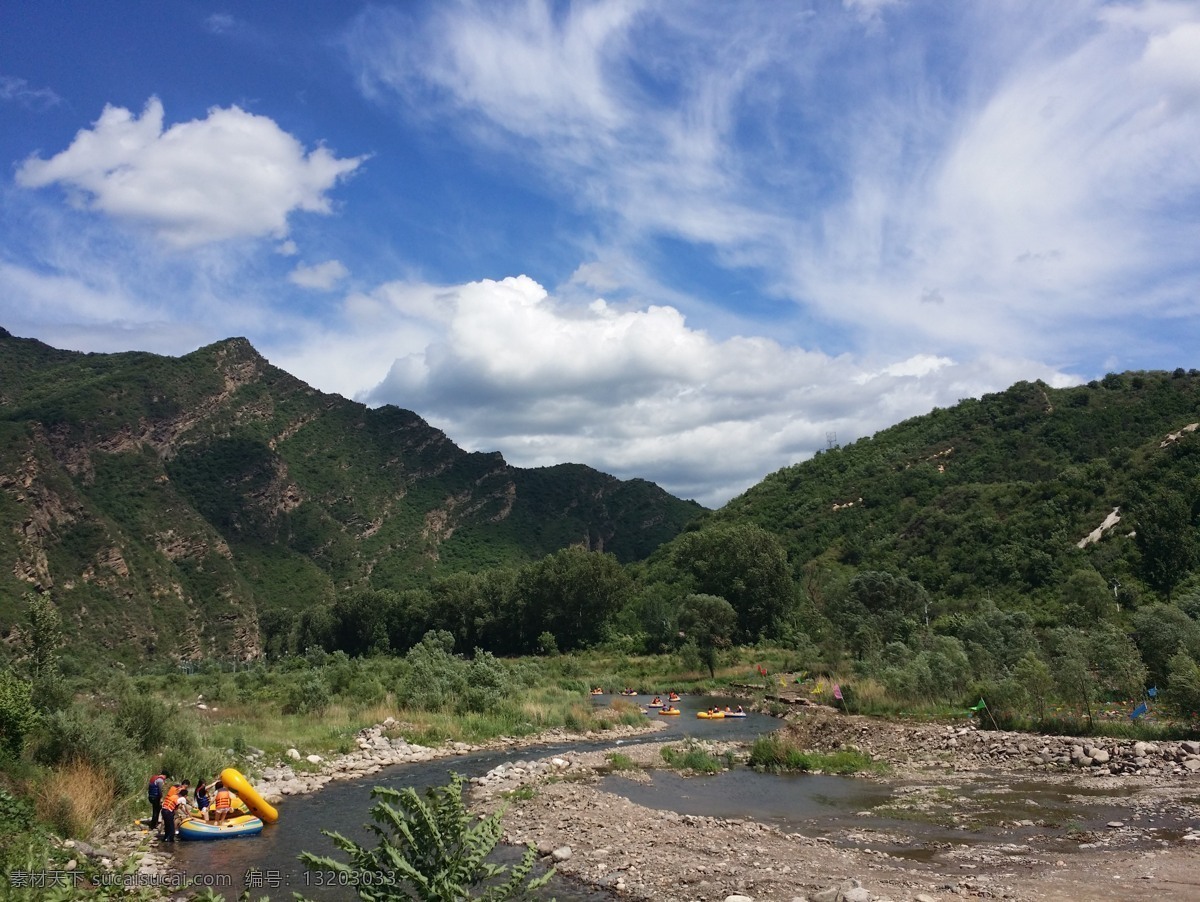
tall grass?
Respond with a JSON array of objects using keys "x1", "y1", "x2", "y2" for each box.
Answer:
[
  {"x1": 33, "y1": 759, "x2": 116, "y2": 838},
  {"x1": 748, "y1": 734, "x2": 882, "y2": 775}
]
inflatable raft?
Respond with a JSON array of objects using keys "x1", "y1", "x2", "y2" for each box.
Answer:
[
  {"x1": 696, "y1": 711, "x2": 725, "y2": 719},
  {"x1": 179, "y1": 814, "x2": 263, "y2": 841},
  {"x1": 725, "y1": 711, "x2": 748, "y2": 718},
  {"x1": 658, "y1": 707, "x2": 681, "y2": 716},
  {"x1": 220, "y1": 768, "x2": 279, "y2": 824}
]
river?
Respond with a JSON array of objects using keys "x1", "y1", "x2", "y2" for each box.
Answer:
[{"x1": 168, "y1": 693, "x2": 793, "y2": 899}]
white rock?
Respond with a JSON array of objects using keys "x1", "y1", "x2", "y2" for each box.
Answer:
[
  {"x1": 306, "y1": 754, "x2": 323, "y2": 765},
  {"x1": 286, "y1": 748, "x2": 301, "y2": 760}
]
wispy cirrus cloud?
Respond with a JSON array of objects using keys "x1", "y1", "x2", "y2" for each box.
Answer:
[
  {"x1": 344, "y1": 1, "x2": 1200, "y2": 370},
  {"x1": 0, "y1": 75, "x2": 62, "y2": 111}
]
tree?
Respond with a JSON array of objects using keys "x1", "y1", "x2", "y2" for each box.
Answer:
[
  {"x1": 677, "y1": 594, "x2": 738, "y2": 678},
  {"x1": 1061, "y1": 569, "x2": 1116, "y2": 621},
  {"x1": 1052, "y1": 628, "x2": 1098, "y2": 727},
  {"x1": 515, "y1": 548, "x2": 632, "y2": 652},
  {"x1": 1167, "y1": 651, "x2": 1200, "y2": 718},
  {"x1": 1134, "y1": 489, "x2": 1199, "y2": 600},
  {"x1": 298, "y1": 774, "x2": 551, "y2": 901},
  {"x1": 21, "y1": 592, "x2": 68, "y2": 712},
  {"x1": 1013, "y1": 650, "x2": 1054, "y2": 722},
  {"x1": 0, "y1": 668, "x2": 38, "y2": 759},
  {"x1": 672, "y1": 524, "x2": 795, "y2": 641},
  {"x1": 1132, "y1": 604, "x2": 1200, "y2": 686}
]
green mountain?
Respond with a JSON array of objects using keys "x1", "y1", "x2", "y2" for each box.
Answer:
[
  {"x1": 702, "y1": 370, "x2": 1200, "y2": 622},
  {"x1": 0, "y1": 328, "x2": 703, "y2": 659}
]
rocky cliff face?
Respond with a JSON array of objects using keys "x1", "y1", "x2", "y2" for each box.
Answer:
[{"x1": 0, "y1": 330, "x2": 703, "y2": 660}]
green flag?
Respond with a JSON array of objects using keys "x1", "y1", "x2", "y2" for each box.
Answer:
[{"x1": 968, "y1": 698, "x2": 987, "y2": 712}]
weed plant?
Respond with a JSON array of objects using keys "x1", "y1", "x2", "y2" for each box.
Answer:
[
  {"x1": 748, "y1": 734, "x2": 882, "y2": 775},
  {"x1": 660, "y1": 740, "x2": 725, "y2": 774}
]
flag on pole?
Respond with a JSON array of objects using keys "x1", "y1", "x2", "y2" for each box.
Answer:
[
  {"x1": 1147, "y1": 687, "x2": 1158, "y2": 698},
  {"x1": 1130, "y1": 702, "x2": 1149, "y2": 720},
  {"x1": 968, "y1": 698, "x2": 987, "y2": 713},
  {"x1": 833, "y1": 683, "x2": 843, "y2": 701}
]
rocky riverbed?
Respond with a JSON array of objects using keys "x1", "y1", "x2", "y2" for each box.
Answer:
[
  {"x1": 91, "y1": 704, "x2": 1200, "y2": 901},
  {"x1": 468, "y1": 710, "x2": 1200, "y2": 902}
]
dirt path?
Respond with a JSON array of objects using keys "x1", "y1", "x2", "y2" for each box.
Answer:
[{"x1": 472, "y1": 709, "x2": 1200, "y2": 902}]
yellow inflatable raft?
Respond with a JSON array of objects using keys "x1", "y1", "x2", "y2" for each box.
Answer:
[
  {"x1": 696, "y1": 711, "x2": 725, "y2": 719},
  {"x1": 219, "y1": 768, "x2": 278, "y2": 824}
]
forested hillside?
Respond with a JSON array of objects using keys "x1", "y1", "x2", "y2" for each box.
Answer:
[{"x1": 0, "y1": 328, "x2": 702, "y2": 660}]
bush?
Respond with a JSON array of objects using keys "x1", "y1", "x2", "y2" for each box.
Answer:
[
  {"x1": 0, "y1": 668, "x2": 38, "y2": 759},
  {"x1": 283, "y1": 672, "x2": 331, "y2": 715},
  {"x1": 748, "y1": 735, "x2": 878, "y2": 774},
  {"x1": 660, "y1": 740, "x2": 724, "y2": 774},
  {"x1": 32, "y1": 705, "x2": 136, "y2": 778},
  {"x1": 115, "y1": 690, "x2": 173, "y2": 753},
  {"x1": 298, "y1": 774, "x2": 552, "y2": 901}
]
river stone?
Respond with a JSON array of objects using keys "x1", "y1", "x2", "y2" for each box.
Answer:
[
  {"x1": 724, "y1": 896, "x2": 755, "y2": 902},
  {"x1": 286, "y1": 748, "x2": 301, "y2": 760},
  {"x1": 1092, "y1": 750, "x2": 1111, "y2": 764},
  {"x1": 306, "y1": 754, "x2": 323, "y2": 764},
  {"x1": 552, "y1": 846, "x2": 573, "y2": 862}
]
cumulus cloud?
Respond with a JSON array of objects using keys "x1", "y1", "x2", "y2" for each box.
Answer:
[
  {"x1": 331, "y1": 275, "x2": 1074, "y2": 507},
  {"x1": 288, "y1": 259, "x2": 349, "y2": 290},
  {"x1": 15, "y1": 97, "x2": 365, "y2": 247}
]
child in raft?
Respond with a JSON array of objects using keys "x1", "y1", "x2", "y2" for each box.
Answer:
[
  {"x1": 194, "y1": 780, "x2": 210, "y2": 822},
  {"x1": 211, "y1": 781, "x2": 233, "y2": 825}
]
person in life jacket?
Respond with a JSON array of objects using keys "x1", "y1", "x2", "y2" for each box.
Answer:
[
  {"x1": 211, "y1": 780, "x2": 233, "y2": 825},
  {"x1": 159, "y1": 780, "x2": 190, "y2": 843},
  {"x1": 147, "y1": 772, "x2": 170, "y2": 830}
]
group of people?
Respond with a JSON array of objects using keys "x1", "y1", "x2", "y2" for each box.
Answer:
[{"x1": 147, "y1": 773, "x2": 237, "y2": 842}]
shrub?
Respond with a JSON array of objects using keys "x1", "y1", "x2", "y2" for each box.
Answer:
[
  {"x1": 32, "y1": 705, "x2": 136, "y2": 776},
  {"x1": 660, "y1": 740, "x2": 724, "y2": 774},
  {"x1": 115, "y1": 690, "x2": 173, "y2": 753},
  {"x1": 297, "y1": 774, "x2": 552, "y2": 901},
  {"x1": 748, "y1": 735, "x2": 878, "y2": 774},
  {"x1": 0, "y1": 668, "x2": 38, "y2": 759},
  {"x1": 283, "y1": 672, "x2": 331, "y2": 715}
]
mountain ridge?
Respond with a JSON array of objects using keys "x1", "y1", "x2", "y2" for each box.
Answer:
[{"x1": 0, "y1": 329, "x2": 704, "y2": 659}]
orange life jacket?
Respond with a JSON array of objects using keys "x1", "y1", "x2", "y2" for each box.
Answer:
[
  {"x1": 161, "y1": 785, "x2": 181, "y2": 812},
  {"x1": 214, "y1": 789, "x2": 232, "y2": 811}
]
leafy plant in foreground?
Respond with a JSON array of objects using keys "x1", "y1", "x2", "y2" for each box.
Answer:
[{"x1": 297, "y1": 773, "x2": 553, "y2": 901}]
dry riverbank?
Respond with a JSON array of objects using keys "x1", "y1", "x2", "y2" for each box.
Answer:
[{"x1": 470, "y1": 709, "x2": 1200, "y2": 902}]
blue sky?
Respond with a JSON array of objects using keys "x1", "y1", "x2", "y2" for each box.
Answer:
[{"x1": 2, "y1": 1, "x2": 1198, "y2": 507}]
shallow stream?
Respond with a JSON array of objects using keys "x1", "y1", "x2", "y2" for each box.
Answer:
[{"x1": 166, "y1": 694, "x2": 1193, "y2": 898}]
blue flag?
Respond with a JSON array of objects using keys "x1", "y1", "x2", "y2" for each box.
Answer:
[
  {"x1": 1130, "y1": 702, "x2": 1148, "y2": 720},
  {"x1": 1147, "y1": 687, "x2": 1158, "y2": 698}
]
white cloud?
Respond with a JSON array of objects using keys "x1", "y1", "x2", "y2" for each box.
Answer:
[
  {"x1": 345, "y1": 2, "x2": 1200, "y2": 373},
  {"x1": 205, "y1": 13, "x2": 235, "y2": 35},
  {"x1": 0, "y1": 75, "x2": 62, "y2": 110},
  {"x1": 15, "y1": 97, "x2": 365, "y2": 247},
  {"x1": 275, "y1": 240, "x2": 298, "y2": 256},
  {"x1": 340, "y1": 275, "x2": 1075, "y2": 507},
  {"x1": 288, "y1": 259, "x2": 349, "y2": 290}
]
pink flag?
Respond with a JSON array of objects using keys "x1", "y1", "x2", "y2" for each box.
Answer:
[{"x1": 832, "y1": 683, "x2": 843, "y2": 701}]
